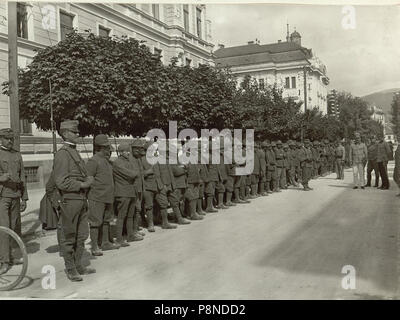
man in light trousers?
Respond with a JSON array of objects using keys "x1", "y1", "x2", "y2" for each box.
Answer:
[{"x1": 349, "y1": 132, "x2": 368, "y2": 189}]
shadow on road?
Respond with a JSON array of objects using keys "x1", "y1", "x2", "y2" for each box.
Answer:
[{"x1": 256, "y1": 176, "x2": 399, "y2": 295}]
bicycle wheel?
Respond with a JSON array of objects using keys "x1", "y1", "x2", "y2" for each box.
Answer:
[{"x1": 0, "y1": 226, "x2": 28, "y2": 291}]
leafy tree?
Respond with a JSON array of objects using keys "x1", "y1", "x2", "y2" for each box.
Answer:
[{"x1": 391, "y1": 92, "x2": 400, "y2": 138}]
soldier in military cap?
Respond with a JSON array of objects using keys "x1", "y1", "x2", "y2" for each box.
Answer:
[
  {"x1": 288, "y1": 141, "x2": 299, "y2": 187},
  {"x1": 129, "y1": 139, "x2": 147, "y2": 239},
  {"x1": 141, "y1": 140, "x2": 163, "y2": 232},
  {"x1": 257, "y1": 141, "x2": 268, "y2": 196},
  {"x1": 274, "y1": 140, "x2": 285, "y2": 190},
  {"x1": 53, "y1": 120, "x2": 95, "y2": 281},
  {"x1": 231, "y1": 139, "x2": 247, "y2": 204},
  {"x1": 86, "y1": 134, "x2": 119, "y2": 255},
  {"x1": 250, "y1": 142, "x2": 262, "y2": 196},
  {"x1": 112, "y1": 143, "x2": 139, "y2": 247},
  {"x1": 267, "y1": 141, "x2": 279, "y2": 192},
  {"x1": 312, "y1": 141, "x2": 320, "y2": 178},
  {"x1": 197, "y1": 140, "x2": 209, "y2": 213},
  {"x1": 282, "y1": 143, "x2": 289, "y2": 189},
  {"x1": 0, "y1": 128, "x2": 28, "y2": 275},
  {"x1": 299, "y1": 139, "x2": 314, "y2": 191}
]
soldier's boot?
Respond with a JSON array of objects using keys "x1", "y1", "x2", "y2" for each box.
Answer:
[
  {"x1": 174, "y1": 206, "x2": 191, "y2": 224},
  {"x1": 239, "y1": 186, "x2": 251, "y2": 203},
  {"x1": 206, "y1": 196, "x2": 218, "y2": 212},
  {"x1": 101, "y1": 223, "x2": 120, "y2": 250},
  {"x1": 76, "y1": 266, "x2": 96, "y2": 275},
  {"x1": 250, "y1": 184, "x2": 258, "y2": 197},
  {"x1": 265, "y1": 182, "x2": 273, "y2": 194},
  {"x1": 115, "y1": 217, "x2": 130, "y2": 247},
  {"x1": 90, "y1": 227, "x2": 103, "y2": 256},
  {"x1": 146, "y1": 210, "x2": 155, "y2": 232},
  {"x1": 127, "y1": 215, "x2": 144, "y2": 242},
  {"x1": 65, "y1": 268, "x2": 83, "y2": 282},
  {"x1": 259, "y1": 182, "x2": 267, "y2": 196},
  {"x1": 136, "y1": 215, "x2": 146, "y2": 237},
  {"x1": 215, "y1": 193, "x2": 228, "y2": 209},
  {"x1": 233, "y1": 188, "x2": 246, "y2": 203},
  {"x1": 161, "y1": 209, "x2": 177, "y2": 229},
  {"x1": 189, "y1": 200, "x2": 204, "y2": 220},
  {"x1": 197, "y1": 198, "x2": 206, "y2": 215},
  {"x1": 225, "y1": 192, "x2": 236, "y2": 206}
]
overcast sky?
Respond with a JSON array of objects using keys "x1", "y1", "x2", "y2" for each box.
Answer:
[{"x1": 207, "y1": 4, "x2": 400, "y2": 97}]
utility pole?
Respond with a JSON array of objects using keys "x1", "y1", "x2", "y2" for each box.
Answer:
[{"x1": 8, "y1": 1, "x2": 20, "y2": 149}]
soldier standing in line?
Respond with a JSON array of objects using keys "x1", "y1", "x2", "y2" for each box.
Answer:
[
  {"x1": 197, "y1": 141, "x2": 210, "y2": 213},
  {"x1": 129, "y1": 140, "x2": 147, "y2": 240},
  {"x1": 215, "y1": 140, "x2": 229, "y2": 209},
  {"x1": 231, "y1": 139, "x2": 247, "y2": 204},
  {"x1": 299, "y1": 139, "x2": 314, "y2": 191},
  {"x1": 288, "y1": 141, "x2": 299, "y2": 187},
  {"x1": 295, "y1": 142, "x2": 303, "y2": 184},
  {"x1": 250, "y1": 142, "x2": 261, "y2": 197},
  {"x1": 112, "y1": 143, "x2": 138, "y2": 247},
  {"x1": 311, "y1": 141, "x2": 319, "y2": 178},
  {"x1": 0, "y1": 128, "x2": 28, "y2": 275},
  {"x1": 267, "y1": 141, "x2": 279, "y2": 192},
  {"x1": 86, "y1": 134, "x2": 120, "y2": 255},
  {"x1": 258, "y1": 141, "x2": 268, "y2": 196},
  {"x1": 52, "y1": 120, "x2": 95, "y2": 281},
  {"x1": 141, "y1": 140, "x2": 163, "y2": 231},
  {"x1": 171, "y1": 151, "x2": 193, "y2": 223},
  {"x1": 184, "y1": 144, "x2": 205, "y2": 220},
  {"x1": 224, "y1": 139, "x2": 238, "y2": 206},
  {"x1": 155, "y1": 141, "x2": 185, "y2": 226},
  {"x1": 274, "y1": 140, "x2": 285, "y2": 190},
  {"x1": 282, "y1": 143, "x2": 290, "y2": 188}
]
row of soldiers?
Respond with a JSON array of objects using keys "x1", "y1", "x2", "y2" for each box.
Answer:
[
  {"x1": 0, "y1": 121, "x2": 341, "y2": 280},
  {"x1": 44, "y1": 121, "x2": 345, "y2": 282}
]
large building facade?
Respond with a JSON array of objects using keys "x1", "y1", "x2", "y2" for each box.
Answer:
[
  {"x1": 0, "y1": 2, "x2": 214, "y2": 188},
  {"x1": 0, "y1": 2, "x2": 214, "y2": 135},
  {"x1": 214, "y1": 29, "x2": 329, "y2": 114}
]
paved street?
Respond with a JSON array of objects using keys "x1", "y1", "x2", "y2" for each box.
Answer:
[{"x1": 1, "y1": 163, "x2": 399, "y2": 299}]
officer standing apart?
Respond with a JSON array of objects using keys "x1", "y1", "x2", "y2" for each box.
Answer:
[
  {"x1": 0, "y1": 128, "x2": 28, "y2": 275},
  {"x1": 53, "y1": 120, "x2": 95, "y2": 281},
  {"x1": 349, "y1": 132, "x2": 368, "y2": 190}
]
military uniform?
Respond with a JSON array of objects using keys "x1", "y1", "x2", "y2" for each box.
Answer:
[
  {"x1": 274, "y1": 141, "x2": 285, "y2": 190},
  {"x1": 113, "y1": 143, "x2": 138, "y2": 246},
  {"x1": 0, "y1": 128, "x2": 28, "y2": 273},
  {"x1": 299, "y1": 139, "x2": 314, "y2": 191},
  {"x1": 265, "y1": 142, "x2": 278, "y2": 192},
  {"x1": 86, "y1": 135, "x2": 118, "y2": 253},
  {"x1": 53, "y1": 120, "x2": 94, "y2": 281}
]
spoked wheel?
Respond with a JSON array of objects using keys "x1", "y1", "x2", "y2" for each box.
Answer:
[{"x1": 0, "y1": 226, "x2": 28, "y2": 291}]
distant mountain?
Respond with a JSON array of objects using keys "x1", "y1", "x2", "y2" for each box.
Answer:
[{"x1": 361, "y1": 88, "x2": 400, "y2": 117}]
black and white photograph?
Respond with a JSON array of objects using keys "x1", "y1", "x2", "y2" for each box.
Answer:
[{"x1": 0, "y1": 0, "x2": 400, "y2": 304}]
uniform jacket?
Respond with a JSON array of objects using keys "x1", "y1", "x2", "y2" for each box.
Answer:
[
  {"x1": 112, "y1": 155, "x2": 138, "y2": 197},
  {"x1": 198, "y1": 164, "x2": 210, "y2": 183},
  {"x1": 141, "y1": 156, "x2": 163, "y2": 192},
  {"x1": 376, "y1": 141, "x2": 392, "y2": 163},
  {"x1": 157, "y1": 163, "x2": 176, "y2": 189},
  {"x1": 207, "y1": 164, "x2": 220, "y2": 182},
  {"x1": 187, "y1": 164, "x2": 201, "y2": 184},
  {"x1": 86, "y1": 153, "x2": 114, "y2": 204},
  {"x1": 299, "y1": 147, "x2": 313, "y2": 168},
  {"x1": 274, "y1": 148, "x2": 284, "y2": 168},
  {"x1": 53, "y1": 144, "x2": 87, "y2": 200},
  {"x1": 171, "y1": 164, "x2": 187, "y2": 188},
  {"x1": 258, "y1": 149, "x2": 267, "y2": 175},
  {"x1": 265, "y1": 149, "x2": 276, "y2": 171},
  {"x1": 129, "y1": 155, "x2": 145, "y2": 193},
  {"x1": 0, "y1": 147, "x2": 28, "y2": 200}
]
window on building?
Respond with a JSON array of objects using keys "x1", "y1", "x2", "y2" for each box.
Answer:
[
  {"x1": 196, "y1": 7, "x2": 202, "y2": 38},
  {"x1": 152, "y1": 4, "x2": 160, "y2": 20},
  {"x1": 291, "y1": 77, "x2": 296, "y2": 89},
  {"x1": 259, "y1": 78, "x2": 265, "y2": 90},
  {"x1": 183, "y1": 4, "x2": 189, "y2": 32},
  {"x1": 185, "y1": 58, "x2": 192, "y2": 67},
  {"x1": 60, "y1": 11, "x2": 74, "y2": 41},
  {"x1": 17, "y1": 3, "x2": 28, "y2": 39},
  {"x1": 98, "y1": 25, "x2": 110, "y2": 38},
  {"x1": 285, "y1": 77, "x2": 290, "y2": 89}
]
